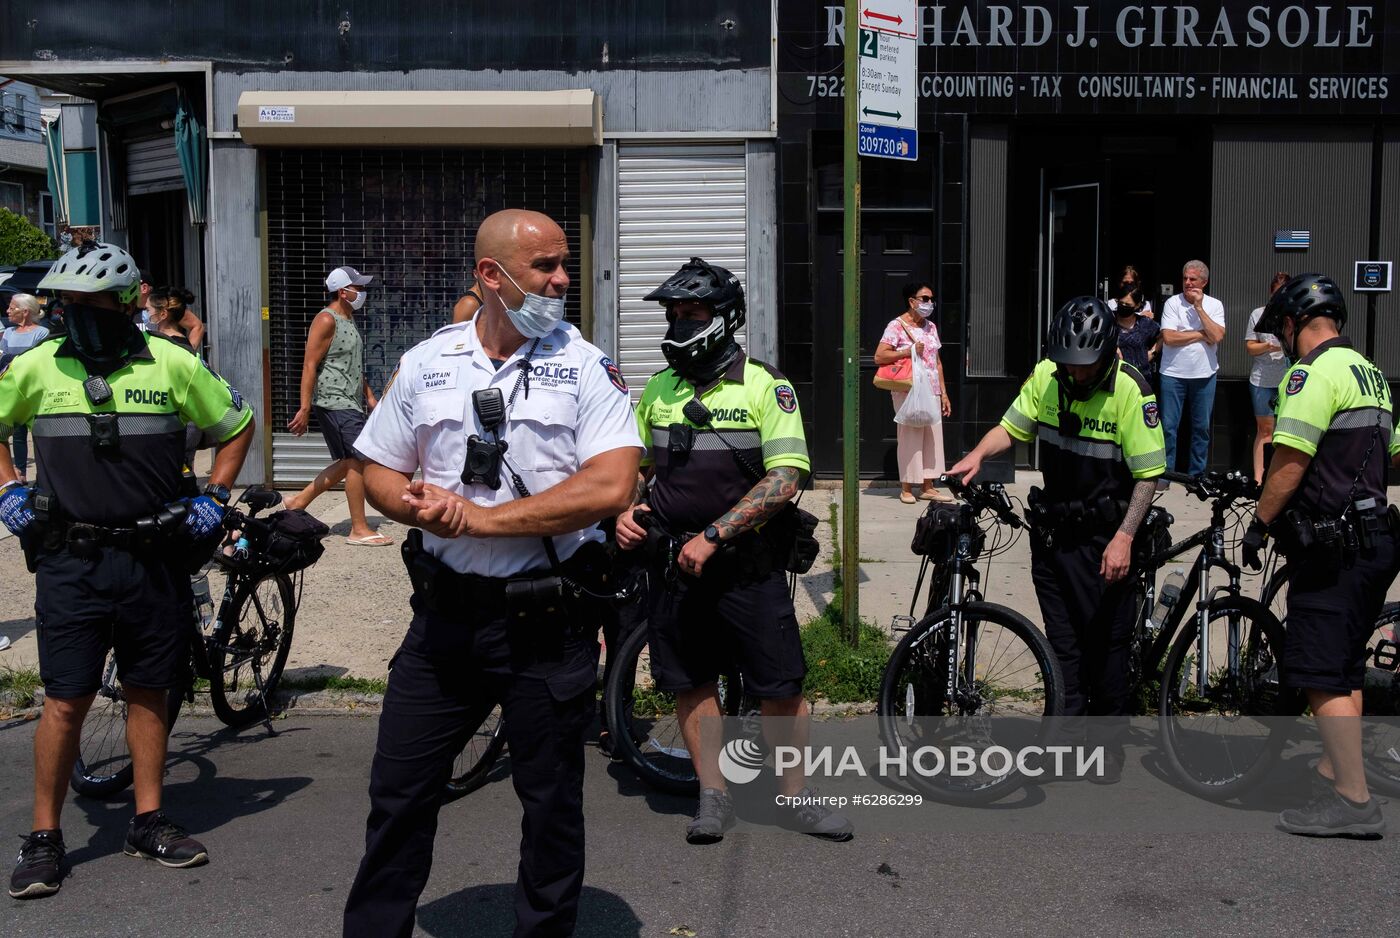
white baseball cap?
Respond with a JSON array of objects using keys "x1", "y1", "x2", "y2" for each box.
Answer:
[{"x1": 326, "y1": 266, "x2": 374, "y2": 293}]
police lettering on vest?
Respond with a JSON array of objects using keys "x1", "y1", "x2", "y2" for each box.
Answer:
[
  {"x1": 1273, "y1": 336, "x2": 1394, "y2": 520},
  {"x1": 0, "y1": 332, "x2": 251, "y2": 525},
  {"x1": 635, "y1": 353, "x2": 809, "y2": 533},
  {"x1": 1000, "y1": 359, "x2": 1166, "y2": 508}
]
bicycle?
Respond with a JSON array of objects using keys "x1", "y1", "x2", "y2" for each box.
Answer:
[
  {"x1": 601, "y1": 514, "x2": 750, "y2": 796},
  {"x1": 878, "y1": 476, "x2": 1066, "y2": 805},
  {"x1": 71, "y1": 486, "x2": 318, "y2": 798},
  {"x1": 1130, "y1": 470, "x2": 1297, "y2": 801}
]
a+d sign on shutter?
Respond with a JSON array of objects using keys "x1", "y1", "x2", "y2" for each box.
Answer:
[{"x1": 856, "y1": 0, "x2": 918, "y2": 162}]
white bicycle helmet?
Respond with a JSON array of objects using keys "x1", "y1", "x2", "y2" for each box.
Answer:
[{"x1": 38, "y1": 241, "x2": 142, "y2": 305}]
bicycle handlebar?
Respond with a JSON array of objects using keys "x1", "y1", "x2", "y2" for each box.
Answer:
[
  {"x1": 1160, "y1": 469, "x2": 1260, "y2": 504},
  {"x1": 938, "y1": 475, "x2": 1023, "y2": 529}
]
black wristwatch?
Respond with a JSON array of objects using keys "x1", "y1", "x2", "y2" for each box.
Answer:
[
  {"x1": 203, "y1": 483, "x2": 231, "y2": 506},
  {"x1": 703, "y1": 524, "x2": 722, "y2": 545}
]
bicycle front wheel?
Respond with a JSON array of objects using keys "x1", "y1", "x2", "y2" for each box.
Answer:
[
  {"x1": 603, "y1": 622, "x2": 742, "y2": 796},
  {"x1": 444, "y1": 704, "x2": 507, "y2": 799},
  {"x1": 209, "y1": 572, "x2": 296, "y2": 727},
  {"x1": 878, "y1": 601, "x2": 1065, "y2": 806},
  {"x1": 1159, "y1": 596, "x2": 1299, "y2": 800},
  {"x1": 71, "y1": 650, "x2": 185, "y2": 798}
]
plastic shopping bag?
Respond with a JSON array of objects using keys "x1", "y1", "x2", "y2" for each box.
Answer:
[{"x1": 895, "y1": 353, "x2": 938, "y2": 427}]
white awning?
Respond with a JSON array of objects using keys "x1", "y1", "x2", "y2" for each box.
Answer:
[{"x1": 235, "y1": 90, "x2": 601, "y2": 147}]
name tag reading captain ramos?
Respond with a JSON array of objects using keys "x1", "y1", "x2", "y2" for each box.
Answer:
[{"x1": 414, "y1": 367, "x2": 459, "y2": 395}]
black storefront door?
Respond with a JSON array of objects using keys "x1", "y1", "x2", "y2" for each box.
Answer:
[{"x1": 813, "y1": 212, "x2": 935, "y2": 477}]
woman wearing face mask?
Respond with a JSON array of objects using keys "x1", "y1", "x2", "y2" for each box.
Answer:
[
  {"x1": 1107, "y1": 265, "x2": 1154, "y2": 320},
  {"x1": 1244, "y1": 271, "x2": 1292, "y2": 484},
  {"x1": 144, "y1": 289, "x2": 196, "y2": 351},
  {"x1": 1, "y1": 293, "x2": 50, "y2": 484},
  {"x1": 873, "y1": 282, "x2": 954, "y2": 504},
  {"x1": 1110, "y1": 286, "x2": 1161, "y2": 385}
]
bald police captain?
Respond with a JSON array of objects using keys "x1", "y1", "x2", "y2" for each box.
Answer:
[{"x1": 342, "y1": 210, "x2": 643, "y2": 937}]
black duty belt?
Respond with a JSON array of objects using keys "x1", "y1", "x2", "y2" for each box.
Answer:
[
  {"x1": 401, "y1": 528, "x2": 615, "y2": 622},
  {"x1": 1275, "y1": 501, "x2": 1399, "y2": 558},
  {"x1": 1027, "y1": 486, "x2": 1126, "y2": 541}
]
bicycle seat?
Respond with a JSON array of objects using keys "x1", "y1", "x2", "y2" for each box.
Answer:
[{"x1": 240, "y1": 487, "x2": 283, "y2": 512}]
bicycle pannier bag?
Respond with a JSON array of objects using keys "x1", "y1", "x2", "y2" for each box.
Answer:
[{"x1": 260, "y1": 509, "x2": 330, "y2": 573}]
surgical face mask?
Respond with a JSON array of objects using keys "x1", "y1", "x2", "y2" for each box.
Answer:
[
  {"x1": 346, "y1": 288, "x2": 368, "y2": 312},
  {"x1": 496, "y1": 265, "x2": 566, "y2": 339},
  {"x1": 64, "y1": 301, "x2": 137, "y2": 364},
  {"x1": 916, "y1": 301, "x2": 934, "y2": 317}
]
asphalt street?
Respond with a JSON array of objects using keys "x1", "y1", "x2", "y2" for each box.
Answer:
[{"x1": 2, "y1": 712, "x2": 1398, "y2": 937}]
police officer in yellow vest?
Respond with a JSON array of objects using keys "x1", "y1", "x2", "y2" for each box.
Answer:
[
  {"x1": 616, "y1": 258, "x2": 851, "y2": 844},
  {"x1": 950, "y1": 297, "x2": 1166, "y2": 781},
  {"x1": 0, "y1": 242, "x2": 254, "y2": 898},
  {"x1": 1241, "y1": 273, "x2": 1397, "y2": 837}
]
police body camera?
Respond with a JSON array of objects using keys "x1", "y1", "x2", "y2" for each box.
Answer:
[{"x1": 462, "y1": 388, "x2": 508, "y2": 489}]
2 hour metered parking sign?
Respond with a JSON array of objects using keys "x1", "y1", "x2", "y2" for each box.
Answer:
[{"x1": 856, "y1": 0, "x2": 918, "y2": 162}]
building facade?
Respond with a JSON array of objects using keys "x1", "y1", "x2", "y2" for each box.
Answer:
[
  {"x1": 0, "y1": 2, "x2": 777, "y2": 484},
  {"x1": 779, "y1": 1, "x2": 1400, "y2": 476},
  {"x1": 0, "y1": 81, "x2": 50, "y2": 236}
]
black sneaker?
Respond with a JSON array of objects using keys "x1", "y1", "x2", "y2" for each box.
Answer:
[
  {"x1": 778, "y1": 787, "x2": 854, "y2": 842},
  {"x1": 123, "y1": 813, "x2": 209, "y2": 868},
  {"x1": 1279, "y1": 785, "x2": 1386, "y2": 838},
  {"x1": 10, "y1": 830, "x2": 64, "y2": 899},
  {"x1": 685, "y1": 788, "x2": 735, "y2": 845},
  {"x1": 1087, "y1": 751, "x2": 1125, "y2": 786}
]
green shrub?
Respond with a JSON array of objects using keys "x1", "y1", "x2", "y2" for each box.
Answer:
[
  {"x1": 801, "y1": 588, "x2": 892, "y2": 704},
  {"x1": 0, "y1": 207, "x2": 57, "y2": 267}
]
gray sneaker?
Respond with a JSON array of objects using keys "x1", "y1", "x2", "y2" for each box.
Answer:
[
  {"x1": 685, "y1": 788, "x2": 735, "y2": 845},
  {"x1": 779, "y1": 787, "x2": 854, "y2": 842},
  {"x1": 1279, "y1": 784, "x2": 1386, "y2": 838}
]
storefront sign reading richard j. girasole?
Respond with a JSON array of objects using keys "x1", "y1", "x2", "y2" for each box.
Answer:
[{"x1": 788, "y1": 3, "x2": 1400, "y2": 114}]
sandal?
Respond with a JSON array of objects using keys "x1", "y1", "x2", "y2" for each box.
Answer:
[{"x1": 347, "y1": 532, "x2": 393, "y2": 547}]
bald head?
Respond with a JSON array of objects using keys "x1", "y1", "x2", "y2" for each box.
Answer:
[
  {"x1": 475, "y1": 210, "x2": 564, "y2": 271},
  {"x1": 473, "y1": 209, "x2": 571, "y2": 314}
]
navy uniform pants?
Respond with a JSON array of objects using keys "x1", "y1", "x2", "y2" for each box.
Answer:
[
  {"x1": 343, "y1": 596, "x2": 599, "y2": 938},
  {"x1": 1031, "y1": 535, "x2": 1136, "y2": 747}
]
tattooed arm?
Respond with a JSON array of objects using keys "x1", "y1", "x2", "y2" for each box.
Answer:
[
  {"x1": 675, "y1": 465, "x2": 805, "y2": 575},
  {"x1": 1101, "y1": 478, "x2": 1157, "y2": 584},
  {"x1": 712, "y1": 466, "x2": 804, "y2": 540}
]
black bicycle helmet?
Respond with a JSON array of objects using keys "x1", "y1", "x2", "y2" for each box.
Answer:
[
  {"x1": 647, "y1": 257, "x2": 746, "y2": 374},
  {"x1": 1255, "y1": 272, "x2": 1347, "y2": 339},
  {"x1": 1045, "y1": 296, "x2": 1116, "y2": 367}
]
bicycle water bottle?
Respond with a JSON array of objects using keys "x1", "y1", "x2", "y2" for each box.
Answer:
[
  {"x1": 192, "y1": 574, "x2": 216, "y2": 632},
  {"x1": 233, "y1": 536, "x2": 250, "y2": 562},
  {"x1": 1147, "y1": 568, "x2": 1186, "y2": 635}
]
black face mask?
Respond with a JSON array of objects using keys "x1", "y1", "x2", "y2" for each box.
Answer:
[
  {"x1": 63, "y1": 302, "x2": 138, "y2": 365},
  {"x1": 662, "y1": 316, "x2": 740, "y2": 383}
]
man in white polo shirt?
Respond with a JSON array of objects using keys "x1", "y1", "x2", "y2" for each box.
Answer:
[{"x1": 1158, "y1": 259, "x2": 1226, "y2": 480}]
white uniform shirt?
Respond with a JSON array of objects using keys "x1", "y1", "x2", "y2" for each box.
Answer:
[
  {"x1": 354, "y1": 319, "x2": 642, "y2": 577},
  {"x1": 1158, "y1": 291, "x2": 1226, "y2": 379}
]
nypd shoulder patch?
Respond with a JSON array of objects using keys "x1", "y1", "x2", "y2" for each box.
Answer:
[
  {"x1": 775, "y1": 384, "x2": 798, "y2": 414},
  {"x1": 1142, "y1": 400, "x2": 1160, "y2": 429},
  {"x1": 1286, "y1": 369, "x2": 1308, "y2": 396},
  {"x1": 600, "y1": 357, "x2": 627, "y2": 394}
]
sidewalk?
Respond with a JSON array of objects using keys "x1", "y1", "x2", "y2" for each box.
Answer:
[{"x1": 4, "y1": 472, "x2": 1400, "y2": 684}]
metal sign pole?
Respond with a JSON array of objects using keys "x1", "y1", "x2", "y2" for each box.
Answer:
[{"x1": 842, "y1": 0, "x2": 862, "y2": 645}]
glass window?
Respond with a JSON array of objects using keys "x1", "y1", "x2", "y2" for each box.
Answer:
[{"x1": 0, "y1": 182, "x2": 23, "y2": 215}]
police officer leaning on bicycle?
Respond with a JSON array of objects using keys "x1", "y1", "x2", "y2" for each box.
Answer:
[
  {"x1": 0, "y1": 242, "x2": 255, "y2": 899},
  {"x1": 949, "y1": 297, "x2": 1166, "y2": 781},
  {"x1": 342, "y1": 210, "x2": 643, "y2": 937},
  {"x1": 615, "y1": 258, "x2": 850, "y2": 843},
  {"x1": 1241, "y1": 273, "x2": 1398, "y2": 838}
]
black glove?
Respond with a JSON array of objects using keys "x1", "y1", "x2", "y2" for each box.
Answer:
[{"x1": 1241, "y1": 517, "x2": 1269, "y2": 572}]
